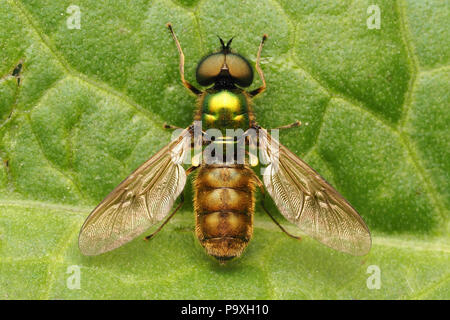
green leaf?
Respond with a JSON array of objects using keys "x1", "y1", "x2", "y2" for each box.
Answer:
[{"x1": 0, "y1": 0, "x2": 448, "y2": 299}]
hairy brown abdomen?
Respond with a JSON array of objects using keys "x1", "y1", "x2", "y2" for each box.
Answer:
[{"x1": 194, "y1": 164, "x2": 256, "y2": 262}]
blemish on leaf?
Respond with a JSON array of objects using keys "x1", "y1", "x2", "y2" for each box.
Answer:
[{"x1": 11, "y1": 59, "x2": 23, "y2": 86}]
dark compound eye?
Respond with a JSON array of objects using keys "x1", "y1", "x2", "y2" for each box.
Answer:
[
  {"x1": 196, "y1": 52, "x2": 254, "y2": 88},
  {"x1": 196, "y1": 53, "x2": 226, "y2": 86},
  {"x1": 226, "y1": 53, "x2": 253, "y2": 87}
]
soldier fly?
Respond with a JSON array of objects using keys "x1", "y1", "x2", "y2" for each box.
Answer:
[{"x1": 79, "y1": 24, "x2": 371, "y2": 262}]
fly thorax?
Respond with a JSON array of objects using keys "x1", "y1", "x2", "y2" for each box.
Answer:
[{"x1": 202, "y1": 91, "x2": 248, "y2": 130}]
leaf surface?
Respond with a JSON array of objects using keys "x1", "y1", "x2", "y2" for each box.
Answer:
[{"x1": 0, "y1": 0, "x2": 448, "y2": 299}]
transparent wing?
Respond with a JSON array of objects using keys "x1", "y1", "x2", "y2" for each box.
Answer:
[
  {"x1": 259, "y1": 128, "x2": 371, "y2": 256},
  {"x1": 78, "y1": 127, "x2": 192, "y2": 256}
]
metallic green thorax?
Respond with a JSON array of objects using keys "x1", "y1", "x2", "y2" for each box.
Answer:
[{"x1": 202, "y1": 90, "x2": 249, "y2": 134}]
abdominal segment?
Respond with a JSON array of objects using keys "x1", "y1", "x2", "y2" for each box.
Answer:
[{"x1": 194, "y1": 165, "x2": 255, "y2": 261}]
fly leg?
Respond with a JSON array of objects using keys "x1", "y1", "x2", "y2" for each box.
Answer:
[
  {"x1": 252, "y1": 173, "x2": 302, "y2": 241},
  {"x1": 272, "y1": 120, "x2": 301, "y2": 130},
  {"x1": 260, "y1": 200, "x2": 302, "y2": 241},
  {"x1": 163, "y1": 123, "x2": 183, "y2": 130},
  {"x1": 144, "y1": 193, "x2": 185, "y2": 241},
  {"x1": 167, "y1": 23, "x2": 202, "y2": 96},
  {"x1": 249, "y1": 34, "x2": 268, "y2": 98}
]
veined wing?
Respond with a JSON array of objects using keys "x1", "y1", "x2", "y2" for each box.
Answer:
[
  {"x1": 259, "y1": 128, "x2": 371, "y2": 256},
  {"x1": 78, "y1": 127, "x2": 192, "y2": 256}
]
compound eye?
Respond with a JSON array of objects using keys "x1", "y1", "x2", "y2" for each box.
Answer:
[
  {"x1": 226, "y1": 53, "x2": 253, "y2": 87},
  {"x1": 196, "y1": 53, "x2": 225, "y2": 86}
]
